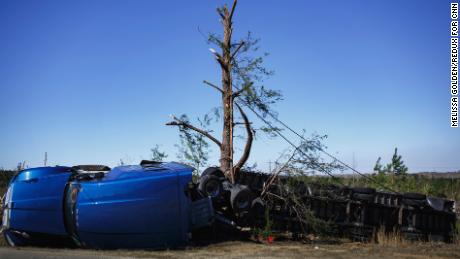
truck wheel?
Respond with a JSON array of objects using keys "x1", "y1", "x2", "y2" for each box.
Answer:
[
  {"x1": 198, "y1": 175, "x2": 223, "y2": 199},
  {"x1": 230, "y1": 185, "x2": 254, "y2": 213},
  {"x1": 251, "y1": 198, "x2": 265, "y2": 215},
  {"x1": 201, "y1": 167, "x2": 225, "y2": 178}
]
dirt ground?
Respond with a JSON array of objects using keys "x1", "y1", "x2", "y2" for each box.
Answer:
[{"x1": 0, "y1": 240, "x2": 460, "y2": 259}]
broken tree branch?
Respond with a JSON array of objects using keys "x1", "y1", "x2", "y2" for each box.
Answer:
[
  {"x1": 231, "y1": 41, "x2": 245, "y2": 60},
  {"x1": 213, "y1": 55, "x2": 227, "y2": 70},
  {"x1": 216, "y1": 6, "x2": 225, "y2": 20},
  {"x1": 166, "y1": 115, "x2": 222, "y2": 148},
  {"x1": 203, "y1": 80, "x2": 223, "y2": 94},
  {"x1": 261, "y1": 147, "x2": 299, "y2": 197},
  {"x1": 229, "y1": 0, "x2": 238, "y2": 21},
  {"x1": 233, "y1": 121, "x2": 252, "y2": 126},
  {"x1": 233, "y1": 103, "x2": 254, "y2": 174}
]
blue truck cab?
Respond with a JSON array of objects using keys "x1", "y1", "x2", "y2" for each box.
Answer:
[
  {"x1": 2, "y1": 166, "x2": 72, "y2": 244},
  {"x1": 2, "y1": 162, "x2": 201, "y2": 249}
]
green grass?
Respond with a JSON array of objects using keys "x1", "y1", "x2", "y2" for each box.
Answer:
[
  {"x1": 346, "y1": 174, "x2": 460, "y2": 200},
  {"x1": 290, "y1": 172, "x2": 460, "y2": 201}
]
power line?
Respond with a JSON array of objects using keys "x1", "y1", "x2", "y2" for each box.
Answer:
[
  {"x1": 235, "y1": 98, "x2": 345, "y2": 186},
  {"x1": 234, "y1": 90, "x2": 398, "y2": 193}
]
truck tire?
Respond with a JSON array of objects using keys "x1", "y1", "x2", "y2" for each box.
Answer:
[
  {"x1": 251, "y1": 198, "x2": 265, "y2": 215},
  {"x1": 250, "y1": 198, "x2": 265, "y2": 226},
  {"x1": 230, "y1": 185, "x2": 254, "y2": 213},
  {"x1": 201, "y1": 167, "x2": 225, "y2": 178},
  {"x1": 198, "y1": 175, "x2": 223, "y2": 199}
]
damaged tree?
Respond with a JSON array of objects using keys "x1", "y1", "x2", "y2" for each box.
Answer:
[{"x1": 167, "y1": 0, "x2": 281, "y2": 183}]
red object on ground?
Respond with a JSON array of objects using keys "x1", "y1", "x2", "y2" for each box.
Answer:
[{"x1": 267, "y1": 236, "x2": 274, "y2": 244}]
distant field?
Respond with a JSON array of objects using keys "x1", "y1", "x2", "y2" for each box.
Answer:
[
  {"x1": 338, "y1": 171, "x2": 460, "y2": 179},
  {"x1": 331, "y1": 173, "x2": 460, "y2": 202},
  {"x1": 413, "y1": 172, "x2": 460, "y2": 179}
]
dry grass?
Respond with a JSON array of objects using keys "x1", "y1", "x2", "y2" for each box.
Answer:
[
  {"x1": 453, "y1": 232, "x2": 460, "y2": 246},
  {"x1": 1, "y1": 240, "x2": 460, "y2": 259},
  {"x1": 373, "y1": 228, "x2": 406, "y2": 247}
]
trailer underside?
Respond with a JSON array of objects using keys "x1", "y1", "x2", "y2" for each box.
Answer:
[{"x1": 195, "y1": 168, "x2": 457, "y2": 243}]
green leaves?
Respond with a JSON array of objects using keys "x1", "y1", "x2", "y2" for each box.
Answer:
[
  {"x1": 207, "y1": 29, "x2": 282, "y2": 132},
  {"x1": 391, "y1": 148, "x2": 408, "y2": 175},
  {"x1": 276, "y1": 133, "x2": 344, "y2": 176},
  {"x1": 175, "y1": 114, "x2": 211, "y2": 175},
  {"x1": 373, "y1": 148, "x2": 408, "y2": 175},
  {"x1": 150, "y1": 145, "x2": 168, "y2": 162},
  {"x1": 374, "y1": 157, "x2": 384, "y2": 174}
]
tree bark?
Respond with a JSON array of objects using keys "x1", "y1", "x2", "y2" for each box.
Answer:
[
  {"x1": 233, "y1": 103, "x2": 254, "y2": 177},
  {"x1": 217, "y1": 0, "x2": 237, "y2": 182},
  {"x1": 168, "y1": 0, "x2": 244, "y2": 183}
]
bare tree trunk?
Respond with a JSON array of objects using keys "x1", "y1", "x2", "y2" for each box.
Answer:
[
  {"x1": 167, "y1": 0, "x2": 245, "y2": 183},
  {"x1": 218, "y1": 1, "x2": 237, "y2": 182}
]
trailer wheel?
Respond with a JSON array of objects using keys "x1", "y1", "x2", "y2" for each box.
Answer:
[
  {"x1": 251, "y1": 198, "x2": 265, "y2": 215},
  {"x1": 230, "y1": 185, "x2": 254, "y2": 213},
  {"x1": 198, "y1": 175, "x2": 223, "y2": 199},
  {"x1": 249, "y1": 198, "x2": 265, "y2": 226}
]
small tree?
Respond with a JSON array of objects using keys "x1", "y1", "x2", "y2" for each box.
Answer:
[
  {"x1": 174, "y1": 115, "x2": 211, "y2": 174},
  {"x1": 389, "y1": 147, "x2": 408, "y2": 175},
  {"x1": 373, "y1": 148, "x2": 408, "y2": 175},
  {"x1": 150, "y1": 145, "x2": 168, "y2": 162},
  {"x1": 373, "y1": 157, "x2": 384, "y2": 174}
]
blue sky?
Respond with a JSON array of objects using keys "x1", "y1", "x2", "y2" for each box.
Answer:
[{"x1": 0, "y1": 0, "x2": 458, "y2": 172}]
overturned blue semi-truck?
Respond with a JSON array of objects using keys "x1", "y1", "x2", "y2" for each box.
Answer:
[
  {"x1": 1, "y1": 160, "x2": 458, "y2": 248},
  {"x1": 1, "y1": 161, "x2": 215, "y2": 248}
]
